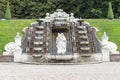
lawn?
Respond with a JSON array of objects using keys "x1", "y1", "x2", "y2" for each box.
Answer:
[
  {"x1": 0, "y1": 19, "x2": 35, "y2": 54},
  {"x1": 85, "y1": 19, "x2": 120, "y2": 51},
  {"x1": 0, "y1": 19, "x2": 120, "y2": 54}
]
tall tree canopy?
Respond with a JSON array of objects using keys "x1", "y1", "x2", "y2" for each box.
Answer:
[{"x1": 0, "y1": 0, "x2": 120, "y2": 19}]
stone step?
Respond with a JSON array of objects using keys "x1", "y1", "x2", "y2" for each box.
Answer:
[
  {"x1": 34, "y1": 47, "x2": 42, "y2": 51},
  {"x1": 36, "y1": 26, "x2": 44, "y2": 29},
  {"x1": 81, "y1": 47, "x2": 90, "y2": 50},
  {"x1": 32, "y1": 54, "x2": 42, "y2": 57},
  {"x1": 78, "y1": 31, "x2": 87, "y2": 34},
  {"x1": 79, "y1": 36, "x2": 88, "y2": 39},
  {"x1": 35, "y1": 36, "x2": 43, "y2": 39},
  {"x1": 35, "y1": 31, "x2": 44, "y2": 34},
  {"x1": 34, "y1": 42, "x2": 43, "y2": 45},
  {"x1": 80, "y1": 41, "x2": 89, "y2": 44},
  {"x1": 77, "y1": 26, "x2": 86, "y2": 29}
]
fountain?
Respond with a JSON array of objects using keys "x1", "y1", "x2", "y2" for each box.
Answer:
[{"x1": 21, "y1": 9, "x2": 102, "y2": 63}]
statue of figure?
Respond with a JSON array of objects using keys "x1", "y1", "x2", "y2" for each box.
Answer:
[
  {"x1": 101, "y1": 32, "x2": 119, "y2": 53},
  {"x1": 56, "y1": 33, "x2": 67, "y2": 54},
  {"x1": 102, "y1": 32, "x2": 108, "y2": 44}
]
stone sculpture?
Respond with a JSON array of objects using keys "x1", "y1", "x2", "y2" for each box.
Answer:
[
  {"x1": 56, "y1": 33, "x2": 67, "y2": 54},
  {"x1": 3, "y1": 32, "x2": 22, "y2": 61},
  {"x1": 21, "y1": 9, "x2": 103, "y2": 63},
  {"x1": 102, "y1": 32, "x2": 118, "y2": 53},
  {"x1": 3, "y1": 42, "x2": 16, "y2": 55},
  {"x1": 14, "y1": 32, "x2": 22, "y2": 46},
  {"x1": 102, "y1": 32, "x2": 108, "y2": 45}
]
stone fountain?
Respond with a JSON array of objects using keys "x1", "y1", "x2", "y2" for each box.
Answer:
[
  {"x1": 21, "y1": 9, "x2": 103, "y2": 63},
  {"x1": 2, "y1": 9, "x2": 119, "y2": 63}
]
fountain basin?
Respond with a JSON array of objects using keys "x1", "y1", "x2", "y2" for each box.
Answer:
[{"x1": 45, "y1": 53, "x2": 79, "y2": 60}]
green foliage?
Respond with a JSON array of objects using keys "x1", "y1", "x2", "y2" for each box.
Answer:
[
  {"x1": 0, "y1": 0, "x2": 120, "y2": 19},
  {"x1": 108, "y1": 2, "x2": 114, "y2": 19},
  {"x1": 5, "y1": 2, "x2": 11, "y2": 20},
  {"x1": 0, "y1": 11, "x2": 4, "y2": 19}
]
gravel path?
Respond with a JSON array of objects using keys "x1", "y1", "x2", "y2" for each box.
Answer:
[{"x1": 0, "y1": 62, "x2": 120, "y2": 80}]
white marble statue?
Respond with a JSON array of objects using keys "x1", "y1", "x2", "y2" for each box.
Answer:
[
  {"x1": 56, "y1": 33, "x2": 67, "y2": 54},
  {"x1": 3, "y1": 32, "x2": 22, "y2": 56},
  {"x1": 101, "y1": 32, "x2": 119, "y2": 61},
  {"x1": 102, "y1": 32, "x2": 108, "y2": 45},
  {"x1": 102, "y1": 32, "x2": 119, "y2": 53},
  {"x1": 14, "y1": 32, "x2": 22, "y2": 46},
  {"x1": 3, "y1": 42, "x2": 16, "y2": 55}
]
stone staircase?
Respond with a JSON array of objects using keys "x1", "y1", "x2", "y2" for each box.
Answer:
[
  {"x1": 33, "y1": 26, "x2": 44, "y2": 55},
  {"x1": 77, "y1": 26, "x2": 95, "y2": 54}
]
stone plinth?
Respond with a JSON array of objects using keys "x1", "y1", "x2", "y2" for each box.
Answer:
[
  {"x1": 13, "y1": 46, "x2": 22, "y2": 62},
  {"x1": 102, "y1": 48, "x2": 110, "y2": 61},
  {"x1": 110, "y1": 54, "x2": 120, "y2": 61},
  {"x1": 0, "y1": 55, "x2": 14, "y2": 62}
]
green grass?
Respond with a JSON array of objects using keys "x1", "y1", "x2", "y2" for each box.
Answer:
[
  {"x1": 85, "y1": 19, "x2": 120, "y2": 51},
  {"x1": 0, "y1": 19, "x2": 120, "y2": 54},
  {"x1": 0, "y1": 19, "x2": 35, "y2": 54}
]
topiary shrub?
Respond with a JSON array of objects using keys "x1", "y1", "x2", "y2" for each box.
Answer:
[
  {"x1": 107, "y1": 2, "x2": 114, "y2": 20},
  {"x1": 5, "y1": 2, "x2": 11, "y2": 20}
]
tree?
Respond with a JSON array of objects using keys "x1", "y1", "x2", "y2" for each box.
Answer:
[
  {"x1": 5, "y1": 2, "x2": 11, "y2": 20},
  {"x1": 107, "y1": 2, "x2": 114, "y2": 19},
  {"x1": 0, "y1": 0, "x2": 119, "y2": 19},
  {"x1": 0, "y1": 10, "x2": 4, "y2": 19}
]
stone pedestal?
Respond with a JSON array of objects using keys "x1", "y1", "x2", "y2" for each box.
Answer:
[
  {"x1": 14, "y1": 46, "x2": 22, "y2": 62},
  {"x1": 102, "y1": 48, "x2": 110, "y2": 61}
]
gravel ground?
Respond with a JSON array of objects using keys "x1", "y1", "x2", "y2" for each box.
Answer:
[{"x1": 0, "y1": 62, "x2": 120, "y2": 80}]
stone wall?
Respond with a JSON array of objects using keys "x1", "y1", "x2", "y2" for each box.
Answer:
[
  {"x1": 110, "y1": 54, "x2": 120, "y2": 61},
  {"x1": 0, "y1": 55, "x2": 14, "y2": 62}
]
